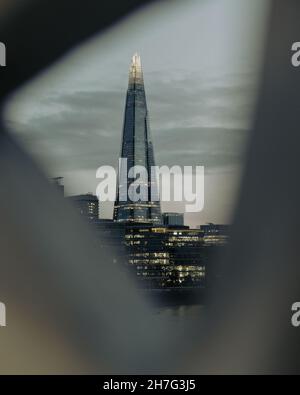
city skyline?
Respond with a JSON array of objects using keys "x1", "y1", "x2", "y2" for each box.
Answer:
[{"x1": 3, "y1": 0, "x2": 268, "y2": 227}]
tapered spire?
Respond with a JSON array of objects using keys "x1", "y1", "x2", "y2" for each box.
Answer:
[
  {"x1": 129, "y1": 52, "x2": 144, "y2": 88},
  {"x1": 114, "y1": 54, "x2": 162, "y2": 224},
  {"x1": 132, "y1": 52, "x2": 141, "y2": 68}
]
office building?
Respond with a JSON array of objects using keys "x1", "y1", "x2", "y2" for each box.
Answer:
[
  {"x1": 163, "y1": 212, "x2": 184, "y2": 227},
  {"x1": 114, "y1": 54, "x2": 162, "y2": 224},
  {"x1": 68, "y1": 193, "x2": 99, "y2": 221}
]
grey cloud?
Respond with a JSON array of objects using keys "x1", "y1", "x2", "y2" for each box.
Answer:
[
  {"x1": 154, "y1": 126, "x2": 247, "y2": 168},
  {"x1": 45, "y1": 90, "x2": 124, "y2": 112},
  {"x1": 8, "y1": 70, "x2": 254, "y2": 175}
]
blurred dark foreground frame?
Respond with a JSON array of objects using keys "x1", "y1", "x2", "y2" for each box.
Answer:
[{"x1": 1, "y1": 0, "x2": 300, "y2": 374}]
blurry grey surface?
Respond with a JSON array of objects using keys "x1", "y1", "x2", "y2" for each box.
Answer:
[{"x1": 186, "y1": 0, "x2": 300, "y2": 375}]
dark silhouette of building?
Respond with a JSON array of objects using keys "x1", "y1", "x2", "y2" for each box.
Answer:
[
  {"x1": 200, "y1": 223, "x2": 230, "y2": 235},
  {"x1": 51, "y1": 177, "x2": 64, "y2": 196},
  {"x1": 200, "y1": 223, "x2": 230, "y2": 246},
  {"x1": 67, "y1": 193, "x2": 99, "y2": 221},
  {"x1": 114, "y1": 54, "x2": 162, "y2": 224}
]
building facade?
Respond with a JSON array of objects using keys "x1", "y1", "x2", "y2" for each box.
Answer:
[
  {"x1": 200, "y1": 223, "x2": 230, "y2": 246},
  {"x1": 124, "y1": 225, "x2": 206, "y2": 289},
  {"x1": 163, "y1": 212, "x2": 184, "y2": 227},
  {"x1": 68, "y1": 194, "x2": 99, "y2": 221}
]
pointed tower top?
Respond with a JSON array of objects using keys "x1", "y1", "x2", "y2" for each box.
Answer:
[
  {"x1": 132, "y1": 53, "x2": 142, "y2": 68},
  {"x1": 129, "y1": 53, "x2": 143, "y2": 87}
]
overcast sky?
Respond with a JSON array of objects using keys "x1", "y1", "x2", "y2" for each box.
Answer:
[{"x1": 4, "y1": 0, "x2": 270, "y2": 227}]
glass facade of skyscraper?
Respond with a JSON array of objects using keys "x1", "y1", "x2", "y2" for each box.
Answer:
[{"x1": 114, "y1": 54, "x2": 162, "y2": 224}]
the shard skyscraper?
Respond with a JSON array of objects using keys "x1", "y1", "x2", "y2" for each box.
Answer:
[{"x1": 114, "y1": 54, "x2": 162, "y2": 224}]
